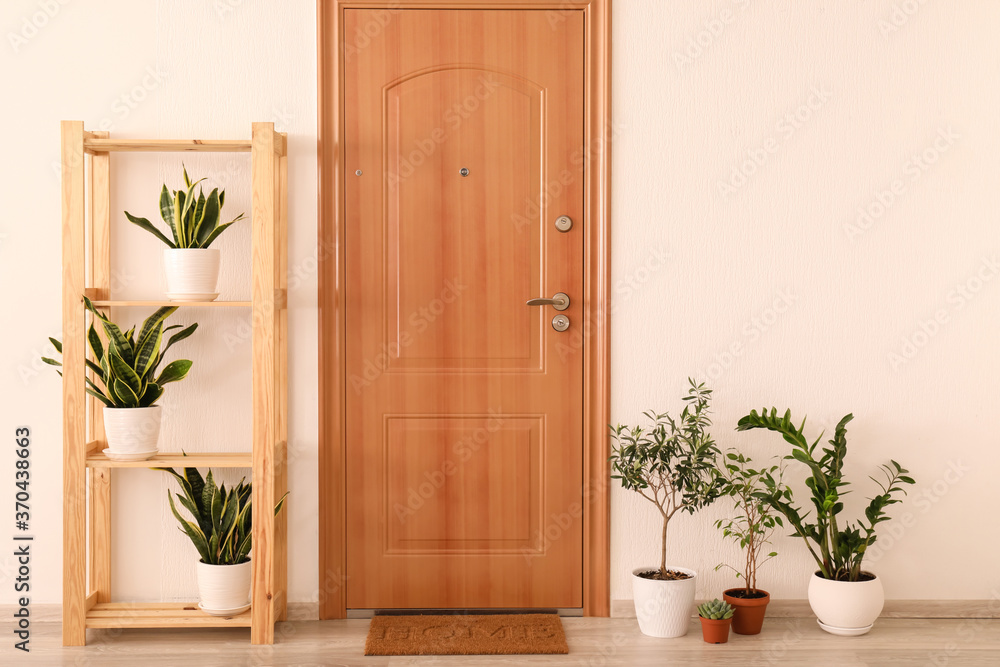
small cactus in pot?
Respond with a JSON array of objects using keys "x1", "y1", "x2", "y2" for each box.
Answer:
[{"x1": 698, "y1": 599, "x2": 734, "y2": 644}]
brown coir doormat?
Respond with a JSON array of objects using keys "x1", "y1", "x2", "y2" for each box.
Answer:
[{"x1": 364, "y1": 614, "x2": 569, "y2": 656}]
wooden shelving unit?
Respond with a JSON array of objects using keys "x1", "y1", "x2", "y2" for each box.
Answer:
[{"x1": 60, "y1": 122, "x2": 288, "y2": 646}]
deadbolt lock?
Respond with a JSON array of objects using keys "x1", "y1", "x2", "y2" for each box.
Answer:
[
  {"x1": 552, "y1": 315, "x2": 570, "y2": 332},
  {"x1": 555, "y1": 215, "x2": 573, "y2": 232}
]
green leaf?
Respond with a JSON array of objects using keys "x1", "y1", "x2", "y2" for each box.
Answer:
[
  {"x1": 108, "y1": 345, "x2": 142, "y2": 395},
  {"x1": 125, "y1": 211, "x2": 176, "y2": 248},
  {"x1": 167, "y1": 492, "x2": 212, "y2": 563},
  {"x1": 159, "y1": 185, "x2": 178, "y2": 245},
  {"x1": 157, "y1": 359, "x2": 193, "y2": 385},
  {"x1": 161, "y1": 323, "x2": 198, "y2": 357},
  {"x1": 87, "y1": 324, "x2": 104, "y2": 364}
]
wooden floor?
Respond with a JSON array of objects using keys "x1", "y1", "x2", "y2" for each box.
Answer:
[{"x1": 14, "y1": 617, "x2": 1000, "y2": 666}]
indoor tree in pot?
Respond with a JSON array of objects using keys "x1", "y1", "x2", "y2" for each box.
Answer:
[
  {"x1": 737, "y1": 409, "x2": 915, "y2": 636},
  {"x1": 125, "y1": 166, "x2": 246, "y2": 302},
  {"x1": 610, "y1": 379, "x2": 724, "y2": 638},
  {"x1": 42, "y1": 297, "x2": 197, "y2": 461},
  {"x1": 714, "y1": 450, "x2": 782, "y2": 635},
  {"x1": 158, "y1": 466, "x2": 288, "y2": 616}
]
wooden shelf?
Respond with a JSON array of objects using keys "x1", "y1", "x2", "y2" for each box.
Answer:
[
  {"x1": 62, "y1": 122, "x2": 288, "y2": 646},
  {"x1": 82, "y1": 135, "x2": 286, "y2": 156},
  {"x1": 89, "y1": 300, "x2": 252, "y2": 308},
  {"x1": 86, "y1": 452, "x2": 253, "y2": 469},
  {"x1": 84, "y1": 138, "x2": 252, "y2": 153},
  {"x1": 86, "y1": 602, "x2": 251, "y2": 629}
]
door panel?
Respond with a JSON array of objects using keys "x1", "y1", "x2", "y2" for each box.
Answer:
[{"x1": 345, "y1": 8, "x2": 585, "y2": 609}]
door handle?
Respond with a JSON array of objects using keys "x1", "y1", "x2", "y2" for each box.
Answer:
[{"x1": 526, "y1": 292, "x2": 570, "y2": 311}]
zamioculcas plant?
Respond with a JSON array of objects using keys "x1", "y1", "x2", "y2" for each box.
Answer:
[
  {"x1": 714, "y1": 451, "x2": 782, "y2": 596},
  {"x1": 736, "y1": 409, "x2": 915, "y2": 582},
  {"x1": 157, "y1": 466, "x2": 288, "y2": 565},
  {"x1": 609, "y1": 379, "x2": 724, "y2": 579},
  {"x1": 125, "y1": 166, "x2": 246, "y2": 249},
  {"x1": 41, "y1": 296, "x2": 197, "y2": 408}
]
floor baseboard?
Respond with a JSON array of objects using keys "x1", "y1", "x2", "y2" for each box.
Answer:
[{"x1": 611, "y1": 598, "x2": 1000, "y2": 619}]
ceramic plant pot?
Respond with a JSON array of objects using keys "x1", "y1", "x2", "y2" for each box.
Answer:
[
  {"x1": 808, "y1": 571, "x2": 884, "y2": 636},
  {"x1": 630, "y1": 566, "x2": 697, "y2": 638},
  {"x1": 699, "y1": 616, "x2": 733, "y2": 644},
  {"x1": 197, "y1": 560, "x2": 252, "y2": 615},
  {"x1": 163, "y1": 248, "x2": 221, "y2": 301},
  {"x1": 103, "y1": 406, "x2": 161, "y2": 459},
  {"x1": 724, "y1": 588, "x2": 771, "y2": 635}
]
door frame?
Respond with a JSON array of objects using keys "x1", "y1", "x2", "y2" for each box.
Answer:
[{"x1": 317, "y1": 0, "x2": 611, "y2": 619}]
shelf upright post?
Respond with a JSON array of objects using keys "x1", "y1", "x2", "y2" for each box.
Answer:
[
  {"x1": 61, "y1": 120, "x2": 88, "y2": 646},
  {"x1": 250, "y1": 122, "x2": 281, "y2": 645},
  {"x1": 87, "y1": 131, "x2": 113, "y2": 608}
]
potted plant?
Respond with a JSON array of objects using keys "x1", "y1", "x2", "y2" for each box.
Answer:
[
  {"x1": 609, "y1": 379, "x2": 724, "y2": 638},
  {"x1": 42, "y1": 297, "x2": 197, "y2": 461},
  {"x1": 697, "y1": 599, "x2": 734, "y2": 644},
  {"x1": 157, "y1": 466, "x2": 288, "y2": 615},
  {"x1": 736, "y1": 409, "x2": 915, "y2": 636},
  {"x1": 125, "y1": 166, "x2": 246, "y2": 301},
  {"x1": 714, "y1": 450, "x2": 782, "y2": 635}
]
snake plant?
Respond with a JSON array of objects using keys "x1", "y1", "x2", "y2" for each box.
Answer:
[
  {"x1": 125, "y1": 166, "x2": 246, "y2": 249},
  {"x1": 697, "y1": 599, "x2": 734, "y2": 620},
  {"x1": 157, "y1": 466, "x2": 287, "y2": 565},
  {"x1": 41, "y1": 296, "x2": 197, "y2": 408}
]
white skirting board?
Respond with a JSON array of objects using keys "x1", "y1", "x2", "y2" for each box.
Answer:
[
  {"x1": 611, "y1": 599, "x2": 1000, "y2": 619},
  {"x1": 8, "y1": 600, "x2": 998, "y2": 622}
]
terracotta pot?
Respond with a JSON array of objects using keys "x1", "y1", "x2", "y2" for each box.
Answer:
[
  {"x1": 699, "y1": 616, "x2": 732, "y2": 644},
  {"x1": 724, "y1": 588, "x2": 771, "y2": 635}
]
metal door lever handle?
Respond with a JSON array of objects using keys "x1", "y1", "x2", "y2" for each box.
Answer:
[{"x1": 526, "y1": 293, "x2": 570, "y2": 311}]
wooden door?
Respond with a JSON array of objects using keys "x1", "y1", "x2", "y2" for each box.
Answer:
[{"x1": 344, "y1": 8, "x2": 586, "y2": 609}]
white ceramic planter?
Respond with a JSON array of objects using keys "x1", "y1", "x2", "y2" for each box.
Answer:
[
  {"x1": 808, "y1": 571, "x2": 884, "y2": 635},
  {"x1": 163, "y1": 248, "x2": 221, "y2": 301},
  {"x1": 631, "y1": 566, "x2": 697, "y2": 638},
  {"x1": 103, "y1": 406, "x2": 161, "y2": 457},
  {"x1": 197, "y1": 560, "x2": 252, "y2": 614}
]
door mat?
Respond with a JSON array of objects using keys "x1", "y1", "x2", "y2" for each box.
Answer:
[{"x1": 364, "y1": 613, "x2": 569, "y2": 656}]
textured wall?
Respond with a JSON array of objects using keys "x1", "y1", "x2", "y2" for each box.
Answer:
[
  {"x1": 611, "y1": 0, "x2": 1000, "y2": 602},
  {"x1": 1, "y1": 0, "x2": 317, "y2": 605},
  {"x1": 1, "y1": 0, "x2": 997, "y2": 608}
]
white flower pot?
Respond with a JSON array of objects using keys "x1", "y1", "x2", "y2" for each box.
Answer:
[
  {"x1": 163, "y1": 248, "x2": 221, "y2": 301},
  {"x1": 103, "y1": 406, "x2": 161, "y2": 457},
  {"x1": 631, "y1": 566, "x2": 697, "y2": 638},
  {"x1": 808, "y1": 571, "x2": 884, "y2": 635},
  {"x1": 197, "y1": 560, "x2": 252, "y2": 614}
]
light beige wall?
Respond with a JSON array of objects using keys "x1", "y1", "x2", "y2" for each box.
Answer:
[
  {"x1": 611, "y1": 0, "x2": 1000, "y2": 601},
  {"x1": 0, "y1": 0, "x2": 318, "y2": 605},
  {"x1": 0, "y1": 0, "x2": 996, "y2": 608}
]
